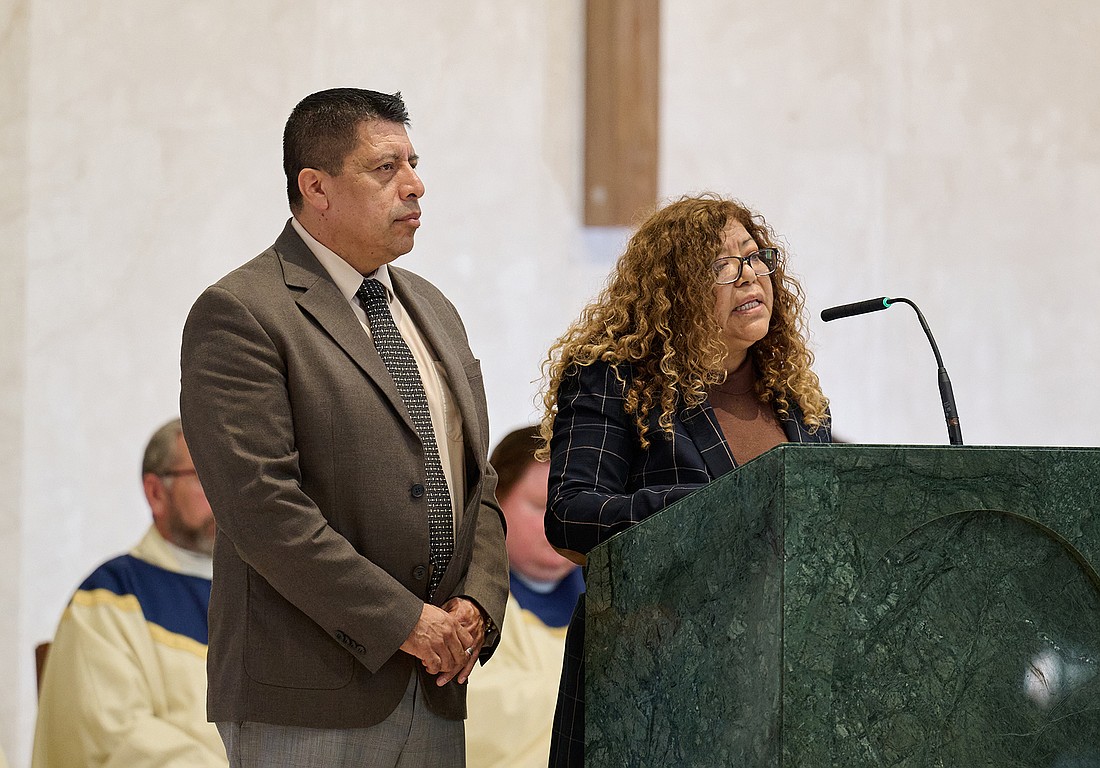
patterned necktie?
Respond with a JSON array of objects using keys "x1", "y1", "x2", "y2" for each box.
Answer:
[{"x1": 356, "y1": 278, "x2": 454, "y2": 597}]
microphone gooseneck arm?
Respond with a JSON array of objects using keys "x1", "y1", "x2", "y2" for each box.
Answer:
[
  {"x1": 820, "y1": 296, "x2": 964, "y2": 446},
  {"x1": 887, "y1": 298, "x2": 963, "y2": 446}
]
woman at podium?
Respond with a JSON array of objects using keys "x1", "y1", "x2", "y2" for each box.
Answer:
[{"x1": 537, "y1": 193, "x2": 832, "y2": 766}]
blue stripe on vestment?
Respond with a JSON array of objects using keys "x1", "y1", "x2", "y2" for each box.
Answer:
[
  {"x1": 509, "y1": 568, "x2": 585, "y2": 628},
  {"x1": 77, "y1": 554, "x2": 210, "y2": 645}
]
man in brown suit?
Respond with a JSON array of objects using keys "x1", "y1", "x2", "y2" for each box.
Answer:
[{"x1": 180, "y1": 88, "x2": 509, "y2": 767}]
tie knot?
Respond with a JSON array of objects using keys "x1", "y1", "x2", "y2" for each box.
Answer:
[{"x1": 356, "y1": 278, "x2": 387, "y2": 306}]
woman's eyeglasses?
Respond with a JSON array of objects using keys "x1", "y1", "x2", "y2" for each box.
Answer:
[{"x1": 712, "y1": 248, "x2": 779, "y2": 285}]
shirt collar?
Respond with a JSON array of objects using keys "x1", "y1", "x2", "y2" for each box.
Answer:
[
  {"x1": 163, "y1": 539, "x2": 214, "y2": 580},
  {"x1": 135, "y1": 526, "x2": 213, "y2": 580},
  {"x1": 290, "y1": 217, "x2": 395, "y2": 303}
]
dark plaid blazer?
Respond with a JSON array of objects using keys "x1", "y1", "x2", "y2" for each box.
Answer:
[{"x1": 545, "y1": 360, "x2": 831, "y2": 766}]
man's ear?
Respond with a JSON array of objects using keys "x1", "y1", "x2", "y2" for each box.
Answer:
[
  {"x1": 143, "y1": 473, "x2": 167, "y2": 522},
  {"x1": 298, "y1": 168, "x2": 331, "y2": 211}
]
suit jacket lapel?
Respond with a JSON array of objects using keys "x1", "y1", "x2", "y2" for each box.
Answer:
[
  {"x1": 681, "y1": 402, "x2": 737, "y2": 478},
  {"x1": 780, "y1": 403, "x2": 829, "y2": 444},
  {"x1": 781, "y1": 415, "x2": 805, "y2": 443},
  {"x1": 685, "y1": 399, "x2": 827, "y2": 476},
  {"x1": 390, "y1": 271, "x2": 488, "y2": 542},
  {"x1": 274, "y1": 223, "x2": 418, "y2": 436},
  {"x1": 389, "y1": 270, "x2": 482, "y2": 452}
]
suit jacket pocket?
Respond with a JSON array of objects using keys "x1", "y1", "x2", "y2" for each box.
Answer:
[{"x1": 244, "y1": 567, "x2": 355, "y2": 689}]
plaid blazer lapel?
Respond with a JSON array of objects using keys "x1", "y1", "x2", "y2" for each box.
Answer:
[
  {"x1": 779, "y1": 403, "x2": 831, "y2": 444},
  {"x1": 680, "y1": 402, "x2": 737, "y2": 478}
]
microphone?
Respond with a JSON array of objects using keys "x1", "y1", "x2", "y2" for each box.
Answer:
[
  {"x1": 820, "y1": 296, "x2": 964, "y2": 446},
  {"x1": 819, "y1": 297, "x2": 892, "y2": 322}
]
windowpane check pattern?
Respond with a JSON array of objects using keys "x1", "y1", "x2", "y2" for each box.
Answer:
[{"x1": 356, "y1": 278, "x2": 453, "y2": 597}]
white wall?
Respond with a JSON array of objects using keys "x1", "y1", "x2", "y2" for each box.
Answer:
[
  {"x1": 663, "y1": 1, "x2": 1100, "y2": 446},
  {"x1": 2, "y1": 1, "x2": 30, "y2": 765},
  {"x1": 3, "y1": 1, "x2": 1098, "y2": 765}
]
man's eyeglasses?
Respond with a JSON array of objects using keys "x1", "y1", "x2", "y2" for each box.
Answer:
[
  {"x1": 712, "y1": 248, "x2": 779, "y2": 285},
  {"x1": 160, "y1": 469, "x2": 198, "y2": 479}
]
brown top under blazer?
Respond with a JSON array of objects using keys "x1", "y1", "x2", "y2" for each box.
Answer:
[{"x1": 180, "y1": 221, "x2": 509, "y2": 728}]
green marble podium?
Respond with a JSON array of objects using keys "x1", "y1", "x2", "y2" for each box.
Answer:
[{"x1": 583, "y1": 445, "x2": 1100, "y2": 767}]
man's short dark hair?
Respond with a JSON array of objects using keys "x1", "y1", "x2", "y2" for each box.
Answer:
[
  {"x1": 490, "y1": 425, "x2": 543, "y2": 501},
  {"x1": 283, "y1": 88, "x2": 410, "y2": 210}
]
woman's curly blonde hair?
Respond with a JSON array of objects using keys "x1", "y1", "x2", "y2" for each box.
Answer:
[{"x1": 537, "y1": 194, "x2": 828, "y2": 457}]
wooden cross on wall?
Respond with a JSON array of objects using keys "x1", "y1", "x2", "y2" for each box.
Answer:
[{"x1": 584, "y1": 0, "x2": 660, "y2": 226}]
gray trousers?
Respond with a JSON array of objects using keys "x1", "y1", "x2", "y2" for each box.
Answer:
[{"x1": 217, "y1": 674, "x2": 465, "y2": 768}]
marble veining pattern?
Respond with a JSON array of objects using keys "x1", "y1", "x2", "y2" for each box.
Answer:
[{"x1": 584, "y1": 445, "x2": 1100, "y2": 767}]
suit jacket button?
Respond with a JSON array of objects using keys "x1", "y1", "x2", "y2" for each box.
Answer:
[
  {"x1": 411, "y1": 483, "x2": 425, "y2": 498},
  {"x1": 412, "y1": 565, "x2": 427, "y2": 580}
]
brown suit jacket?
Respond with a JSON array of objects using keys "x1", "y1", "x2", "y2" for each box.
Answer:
[{"x1": 180, "y1": 221, "x2": 509, "y2": 728}]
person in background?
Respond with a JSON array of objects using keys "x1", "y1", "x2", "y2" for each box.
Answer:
[
  {"x1": 32, "y1": 418, "x2": 226, "y2": 768},
  {"x1": 180, "y1": 87, "x2": 508, "y2": 768},
  {"x1": 539, "y1": 194, "x2": 832, "y2": 766},
  {"x1": 466, "y1": 426, "x2": 584, "y2": 768}
]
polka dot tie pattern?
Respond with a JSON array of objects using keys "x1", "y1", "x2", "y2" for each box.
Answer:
[{"x1": 356, "y1": 278, "x2": 454, "y2": 598}]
